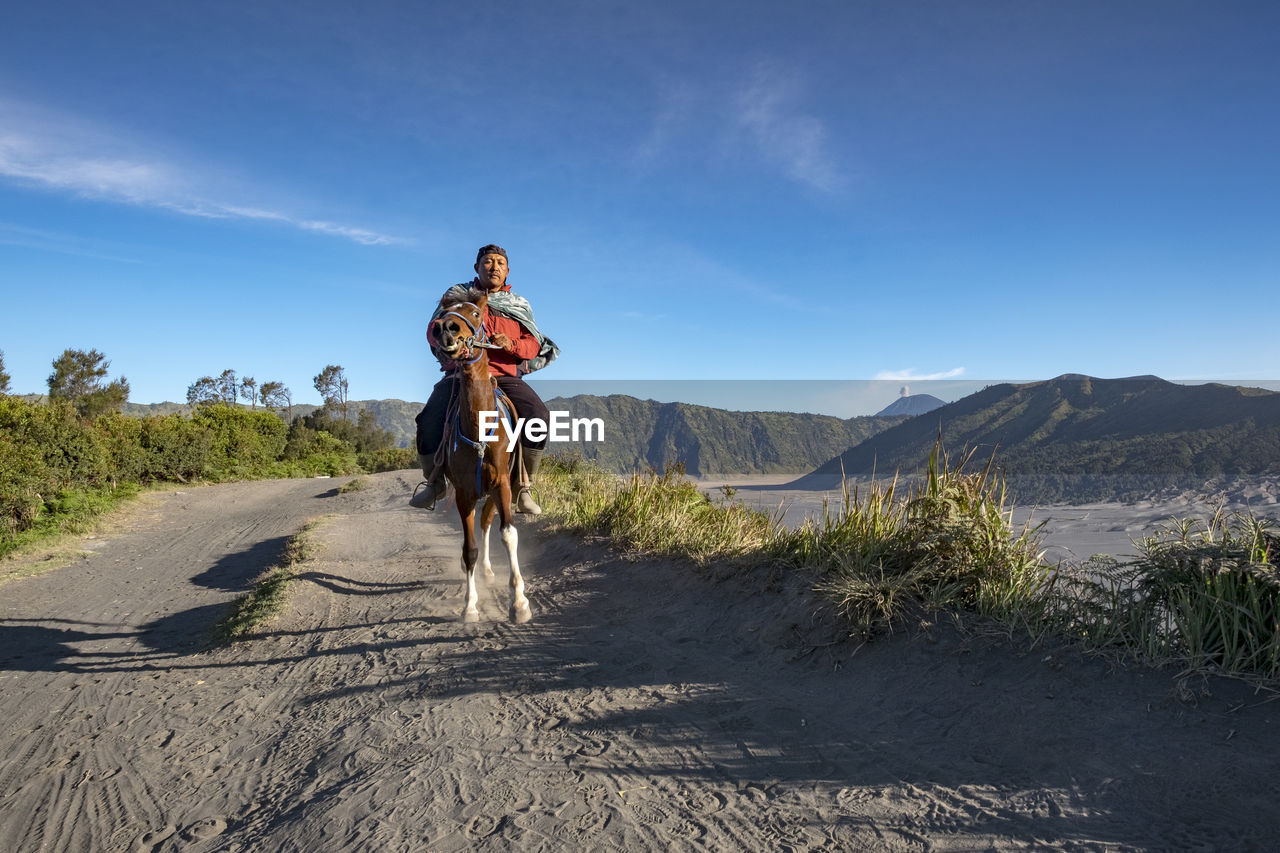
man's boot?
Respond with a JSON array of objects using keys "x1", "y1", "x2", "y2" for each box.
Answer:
[
  {"x1": 514, "y1": 447, "x2": 543, "y2": 515},
  {"x1": 410, "y1": 453, "x2": 446, "y2": 510}
]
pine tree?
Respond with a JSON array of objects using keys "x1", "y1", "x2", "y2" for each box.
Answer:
[{"x1": 47, "y1": 348, "x2": 130, "y2": 418}]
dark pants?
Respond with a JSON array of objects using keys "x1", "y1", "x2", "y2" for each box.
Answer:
[{"x1": 415, "y1": 375, "x2": 550, "y2": 456}]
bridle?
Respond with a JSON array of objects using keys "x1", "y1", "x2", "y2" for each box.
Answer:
[{"x1": 437, "y1": 305, "x2": 502, "y2": 366}]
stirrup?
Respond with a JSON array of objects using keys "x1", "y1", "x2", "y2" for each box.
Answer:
[
  {"x1": 410, "y1": 480, "x2": 444, "y2": 511},
  {"x1": 515, "y1": 488, "x2": 542, "y2": 515}
]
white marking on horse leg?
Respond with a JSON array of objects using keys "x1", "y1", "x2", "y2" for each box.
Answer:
[
  {"x1": 463, "y1": 570, "x2": 480, "y2": 622},
  {"x1": 501, "y1": 524, "x2": 530, "y2": 623},
  {"x1": 461, "y1": 559, "x2": 480, "y2": 622},
  {"x1": 481, "y1": 517, "x2": 495, "y2": 578}
]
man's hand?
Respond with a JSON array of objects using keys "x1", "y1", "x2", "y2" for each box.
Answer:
[{"x1": 491, "y1": 332, "x2": 514, "y2": 352}]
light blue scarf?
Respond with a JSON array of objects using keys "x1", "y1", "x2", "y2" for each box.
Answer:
[{"x1": 434, "y1": 282, "x2": 560, "y2": 375}]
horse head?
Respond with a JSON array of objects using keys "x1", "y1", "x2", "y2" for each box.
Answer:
[{"x1": 432, "y1": 288, "x2": 490, "y2": 361}]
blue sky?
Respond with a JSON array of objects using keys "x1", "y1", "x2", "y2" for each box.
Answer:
[{"x1": 2, "y1": 1, "x2": 1277, "y2": 415}]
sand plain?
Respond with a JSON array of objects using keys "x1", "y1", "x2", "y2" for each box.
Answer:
[{"x1": 1, "y1": 472, "x2": 1278, "y2": 851}]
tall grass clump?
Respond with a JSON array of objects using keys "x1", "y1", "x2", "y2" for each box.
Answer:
[
  {"x1": 541, "y1": 446, "x2": 1050, "y2": 635},
  {"x1": 540, "y1": 454, "x2": 775, "y2": 564},
  {"x1": 215, "y1": 519, "x2": 321, "y2": 642},
  {"x1": 1050, "y1": 510, "x2": 1280, "y2": 677},
  {"x1": 771, "y1": 445, "x2": 1052, "y2": 638},
  {"x1": 539, "y1": 445, "x2": 1280, "y2": 679}
]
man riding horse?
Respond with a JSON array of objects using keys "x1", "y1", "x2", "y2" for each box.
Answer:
[{"x1": 411, "y1": 244, "x2": 559, "y2": 513}]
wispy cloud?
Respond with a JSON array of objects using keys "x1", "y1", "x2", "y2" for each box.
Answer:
[
  {"x1": 733, "y1": 64, "x2": 842, "y2": 193},
  {"x1": 874, "y1": 367, "x2": 967, "y2": 381},
  {"x1": 630, "y1": 80, "x2": 697, "y2": 168},
  {"x1": 0, "y1": 220, "x2": 146, "y2": 263},
  {"x1": 630, "y1": 63, "x2": 844, "y2": 193},
  {"x1": 0, "y1": 101, "x2": 406, "y2": 247}
]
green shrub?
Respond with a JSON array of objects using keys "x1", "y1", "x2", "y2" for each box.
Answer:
[
  {"x1": 93, "y1": 412, "x2": 147, "y2": 484},
  {"x1": 1, "y1": 396, "x2": 370, "y2": 556},
  {"x1": 357, "y1": 446, "x2": 417, "y2": 473},
  {"x1": 0, "y1": 397, "x2": 144, "y2": 554},
  {"x1": 194, "y1": 404, "x2": 288, "y2": 480},
  {"x1": 0, "y1": 397, "x2": 108, "y2": 542},
  {"x1": 0, "y1": 412, "x2": 51, "y2": 537},
  {"x1": 138, "y1": 414, "x2": 211, "y2": 483}
]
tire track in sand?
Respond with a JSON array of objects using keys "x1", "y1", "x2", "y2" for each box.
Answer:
[{"x1": 4, "y1": 471, "x2": 1280, "y2": 851}]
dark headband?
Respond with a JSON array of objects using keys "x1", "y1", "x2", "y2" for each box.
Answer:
[{"x1": 475, "y1": 244, "x2": 508, "y2": 264}]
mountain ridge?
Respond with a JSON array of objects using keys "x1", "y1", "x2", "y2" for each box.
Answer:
[{"x1": 793, "y1": 374, "x2": 1280, "y2": 501}]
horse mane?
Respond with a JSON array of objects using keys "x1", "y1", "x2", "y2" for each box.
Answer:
[{"x1": 440, "y1": 286, "x2": 489, "y2": 309}]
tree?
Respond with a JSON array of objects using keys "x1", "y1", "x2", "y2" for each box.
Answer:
[
  {"x1": 240, "y1": 375, "x2": 257, "y2": 408},
  {"x1": 300, "y1": 405, "x2": 395, "y2": 453},
  {"x1": 47, "y1": 348, "x2": 130, "y2": 418},
  {"x1": 260, "y1": 380, "x2": 292, "y2": 421},
  {"x1": 187, "y1": 376, "x2": 220, "y2": 406},
  {"x1": 313, "y1": 364, "x2": 349, "y2": 420},
  {"x1": 0, "y1": 349, "x2": 10, "y2": 394},
  {"x1": 216, "y1": 369, "x2": 238, "y2": 405}
]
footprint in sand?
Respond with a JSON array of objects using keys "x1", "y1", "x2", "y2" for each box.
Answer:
[
  {"x1": 134, "y1": 825, "x2": 175, "y2": 853},
  {"x1": 464, "y1": 813, "x2": 501, "y2": 839},
  {"x1": 574, "y1": 736, "x2": 610, "y2": 757},
  {"x1": 666, "y1": 817, "x2": 706, "y2": 841},
  {"x1": 556, "y1": 810, "x2": 610, "y2": 842},
  {"x1": 577, "y1": 783, "x2": 609, "y2": 805},
  {"x1": 483, "y1": 780, "x2": 536, "y2": 813},
  {"x1": 179, "y1": 817, "x2": 228, "y2": 842},
  {"x1": 835, "y1": 786, "x2": 875, "y2": 810},
  {"x1": 758, "y1": 813, "x2": 808, "y2": 848},
  {"x1": 679, "y1": 788, "x2": 727, "y2": 815},
  {"x1": 627, "y1": 801, "x2": 669, "y2": 826}
]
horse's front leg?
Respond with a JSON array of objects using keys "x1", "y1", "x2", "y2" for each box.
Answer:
[
  {"x1": 479, "y1": 497, "x2": 497, "y2": 578},
  {"x1": 456, "y1": 495, "x2": 481, "y2": 622},
  {"x1": 496, "y1": 474, "x2": 530, "y2": 623}
]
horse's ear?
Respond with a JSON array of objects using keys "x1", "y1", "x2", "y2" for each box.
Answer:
[
  {"x1": 439, "y1": 288, "x2": 467, "y2": 309},
  {"x1": 467, "y1": 287, "x2": 488, "y2": 310}
]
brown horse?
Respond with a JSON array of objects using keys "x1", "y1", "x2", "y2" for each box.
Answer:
[{"x1": 430, "y1": 288, "x2": 531, "y2": 623}]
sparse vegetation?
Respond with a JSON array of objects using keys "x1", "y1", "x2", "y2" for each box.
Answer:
[
  {"x1": 337, "y1": 476, "x2": 369, "y2": 493},
  {"x1": 215, "y1": 519, "x2": 322, "y2": 642},
  {"x1": 548, "y1": 460, "x2": 776, "y2": 564},
  {"x1": 771, "y1": 446, "x2": 1051, "y2": 639},
  {"x1": 1048, "y1": 511, "x2": 1280, "y2": 676},
  {"x1": 540, "y1": 444, "x2": 1280, "y2": 680}
]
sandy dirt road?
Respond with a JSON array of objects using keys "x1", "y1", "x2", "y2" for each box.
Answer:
[{"x1": 2, "y1": 472, "x2": 1279, "y2": 851}]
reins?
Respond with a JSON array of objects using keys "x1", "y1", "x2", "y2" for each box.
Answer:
[{"x1": 450, "y1": 384, "x2": 516, "y2": 496}]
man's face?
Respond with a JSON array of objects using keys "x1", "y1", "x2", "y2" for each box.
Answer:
[{"x1": 475, "y1": 253, "x2": 509, "y2": 291}]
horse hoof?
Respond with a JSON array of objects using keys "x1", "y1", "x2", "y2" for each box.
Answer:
[
  {"x1": 510, "y1": 604, "x2": 532, "y2": 624},
  {"x1": 463, "y1": 609, "x2": 481, "y2": 623}
]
